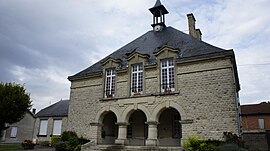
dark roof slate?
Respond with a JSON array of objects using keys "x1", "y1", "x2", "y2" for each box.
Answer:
[
  {"x1": 241, "y1": 102, "x2": 270, "y2": 115},
  {"x1": 68, "y1": 26, "x2": 229, "y2": 81},
  {"x1": 36, "y1": 100, "x2": 69, "y2": 117}
]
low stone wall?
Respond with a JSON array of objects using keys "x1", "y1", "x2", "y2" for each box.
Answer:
[{"x1": 242, "y1": 130, "x2": 270, "y2": 151}]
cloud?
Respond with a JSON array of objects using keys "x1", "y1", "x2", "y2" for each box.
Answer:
[{"x1": 0, "y1": 0, "x2": 269, "y2": 111}]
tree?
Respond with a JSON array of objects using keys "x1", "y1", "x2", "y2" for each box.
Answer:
[{"x1": 0, "y1": 82, "x2": 32, "y2": 132}]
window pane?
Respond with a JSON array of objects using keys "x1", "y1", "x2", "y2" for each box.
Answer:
[
  {"x1": 39, "y1": 120, "x2": 48, "y2": 135},
  {"x1": 258, "y1": 119, "x2": 264, "y2": 129},
  {"x1": 10, "y1": 127, "x2": 17, "y2": 138},
  {"x1": 53, "y1": 120, "x2": 62, "y2": 136},
  {"x1": 131, "y1": 64, "x2": 143, "y2": 94},
  {"x1": 161, "y1": 59, "x2": 174, "y2": 91},
  {"x1": 105, "y1": 69, "x2": 116, "y2": 97}
]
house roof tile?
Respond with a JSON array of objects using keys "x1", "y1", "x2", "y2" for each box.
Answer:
[
  {"x1": 68, "y1": 26, "x2": 231, "y2": 81},
  {"x1": 36, "y1": 100, "x2": 69, "y2": 117},
  {"x1": 241, "y1": 102, "x2": 270, "y2": 115}
]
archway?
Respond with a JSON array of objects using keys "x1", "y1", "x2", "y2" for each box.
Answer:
[
  {"x1": 127, "y1": 110, "x2": 148, "y2": 146},
  {"x1": 158, "y1": 108, "x2": 181, "y2": 146},
  {"x1": 101, "y1": 111, "x2": 118, "y2": 145}
]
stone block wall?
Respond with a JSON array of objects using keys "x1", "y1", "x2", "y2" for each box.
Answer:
[
  {"x1": 68, "y1": 56, "x2": 240, "y2": 143},
  {"x1": 33, "y1": 116, "x2": 68, "y2": 142},
  {"x1": 3, "y1": 112, "x2": 35, "y2": 143}
]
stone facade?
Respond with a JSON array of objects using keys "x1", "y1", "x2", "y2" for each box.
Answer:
[
  {"x1": 67, "y1": 1, "x2": 240, "y2": 148},
  {"x1": 1, "y1": 111, "x2": 35, "y2": 143},
  {"x1": 68, "y1": 52, "x2": 240, "y2": 146},
  {"x1": 33, "y1": 116, "x2": 68, "y2": 142}
]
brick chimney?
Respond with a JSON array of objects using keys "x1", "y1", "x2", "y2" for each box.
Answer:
[
  {"x1": 32, "y1": 108, "x2": 36, "y2": 114},
  {"x1": 187, "y1": 13, "x2": 202, "y2": 40}
]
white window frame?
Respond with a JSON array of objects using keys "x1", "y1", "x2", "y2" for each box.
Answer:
[
  {"x1": 52, "y1": 119, "x2": 62, "y2": 136},
  {"x1": 258, "y1": 118, "x2": 265, "y2": 129},
  {"x1": 131, "y1": 64, "x2": 143, "y2": 95},
  {"x1": 39, "y1": 120, "x2": 48, "y2": 135},
  {"x1": 161, "y1": 59, "x2": 175, "y2": 92},
  {"x1": 105, "y1": 68, "x2": 116, "y2": 98},
  {"x1": 10, "y1": 127, "x2": 17, "y2": 138}
]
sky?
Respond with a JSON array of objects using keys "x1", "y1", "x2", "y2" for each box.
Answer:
[{"x1": 0, "y1": 0, "x2": 270, "y2": 112}]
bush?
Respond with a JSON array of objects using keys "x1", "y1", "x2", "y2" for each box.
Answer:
[
  {"x1": 61, "y1": 131, "x2": 78, "y2": 141},
  {"x1": 51, "y1": 136, "x2": 61, "y2": 147},
  {"x1": 38, "y1": 141, "x2": 50, "y2": 147},
  {"x1": 78, "y1": 136, "x2": 90, "y2": 145},
  {"x1": 183, "y1": 135, "x2": 223, "y2": 151},
  {"x1": 54, "y1": 131, "x2": 88, "y2": 151},
  {"x1": 55, "y1": 141, "x2": 67, "y2": 151}
]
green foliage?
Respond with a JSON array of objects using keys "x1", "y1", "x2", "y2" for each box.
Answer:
[
  {"x1": 78, "y1": 136, "x2": 90, "y2": 145},
  {"x1": 61, "y1": 131, "x2": 78, "y2": 141},
  {"x1": 51, "y1": 136, "x2": 61, "y2": 146},
  {"x1": 183, "y1": 133, "x2": 247, "y2": 151},
  {"x1": 0, "y1": 82, "x2": 32, "y2": 131},
  {"x1": 183, "y1": 135, "x2": 223, "y2": 151},
  {"x1": 55, "y1": 141, "x2": 67, "y2": 151},
  {"x1": 39, "y1": 141, "x2": 50, "y2": 147},
  {"x1": 0, "y1": 144, "x2": 22, "y2": 150},
  {"x1": 55, "y1": 131, "x2": 87, "y2": 151}
]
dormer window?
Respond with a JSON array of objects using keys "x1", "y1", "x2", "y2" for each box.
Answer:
[
  {"x1": 161, "y1": 59, "x2": 175, "y2": 92},
  {"x1": 131, "y1": 64, "x2": 143, "y2": 95},
  {"x1": 105, "y1": 68, "x2": 116, "y2": 98}
]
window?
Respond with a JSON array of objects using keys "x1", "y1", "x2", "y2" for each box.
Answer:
[
  {"x1": 161, "y1": 59, "x2": 175, "y2": 92},
  {"x1": 105, "y1": 68, "x2": 116, "y2": 98},
  {"x1": 10, "y1": 127, "x2": 17, "y2": 138},
  {"x1": 52, "y1": 120, "x2": 62, "y2": 136},
  {"x1": 258, "y1": 119, "x2": 265, "y2": 129},
  {"x1": 131, "y1": 64, "x2": 143, "y2": 95},
  {"x1": 39, "y1": 120, "x2": 48, "y2": 135}
]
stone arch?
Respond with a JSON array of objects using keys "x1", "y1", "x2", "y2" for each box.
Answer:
[
  {"x1": 122, "y1": 104, "x2": 151, "y2": 123},
  {"x1": 94, "y1": 105, "x2": 121, "y2": 123},
  {"x1": 152, "y1": 101, "x2": 186, "y2": 122}
]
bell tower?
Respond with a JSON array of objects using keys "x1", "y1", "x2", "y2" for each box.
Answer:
[{"x1": 149, "y1": 0, "x2": 169, "y2": 31}]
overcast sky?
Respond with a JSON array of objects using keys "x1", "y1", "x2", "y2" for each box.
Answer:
[{"x1": 0, "y1": 0, "x2": 270, "y2": 112}]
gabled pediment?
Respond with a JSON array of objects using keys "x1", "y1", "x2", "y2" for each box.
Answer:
[
  {"x1": 101, "y1": 57, "x2": 121, "y2": 68},
  {"x1": 154, "y1": 45, "x2": 180, "y2": 57},
  {"x1": 126, "y1": 51, "x2": 150, "y2": 62}
]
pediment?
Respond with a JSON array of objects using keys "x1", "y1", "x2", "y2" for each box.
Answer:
[
  {"x1": 126, "y1": 51, "x2": 150, "y2": 64},
  {"x1": 101, "y1": 57, "x2": 121, "y2": 68},
  {"x1": 154, "y1": 45, "x2": 180, "y2": 57},
  {"x1": 126, "y1": 51, "x2": 150, "y2": 62}
]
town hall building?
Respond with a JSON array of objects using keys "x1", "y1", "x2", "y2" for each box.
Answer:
[{"x1": 67, "y1": 0, "x2": 241, "y2": 149}]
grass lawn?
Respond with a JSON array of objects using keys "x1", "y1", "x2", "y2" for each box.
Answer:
[{"x1": 0, "y1": 144, "x2": 23, "y2": 150}]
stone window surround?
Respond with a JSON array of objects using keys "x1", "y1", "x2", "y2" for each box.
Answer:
[
  {"x1": 10, "y1": 126, "x2": 17, "y2": 138},
  {"x1": 131, "y1": 63, "x2": 144, "y2": 96},
  {"x1": 38, "y1": 119, "x2": 48, "y2": 137},
  {"x1": 104, "y1": 68, "x2": 116, "y2": 98},
  {"x1": 160, "y1": 58, "x2": 175, "y2": 93},
  {"x1": 52, "y1": 119, "x2": 62, "y2": 136}
]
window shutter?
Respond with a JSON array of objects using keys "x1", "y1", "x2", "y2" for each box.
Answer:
[
  {"x1": 53, "y1": 120, "x2": 62, "y2": 136},
  {"x1": 10, "y1": 127, "x2": 17, "y2": 138},
  {"x1": 39, "y1": 120, "x2": 48, "y2": 135}
]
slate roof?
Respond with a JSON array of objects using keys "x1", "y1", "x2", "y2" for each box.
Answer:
[
  {"x1": 36, "y1": 100, "x2": 69, "y2": 117},
  {"x1": 68, "y1": 26, "x2": 233, "y2": 81},
  {"x1": 241, "y1": 102, "x2": 270, "y2": 115}
]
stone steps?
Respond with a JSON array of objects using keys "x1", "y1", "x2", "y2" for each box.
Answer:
[{"x1": 82, "y1": 144, "x2": 185, "y2": 151}]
